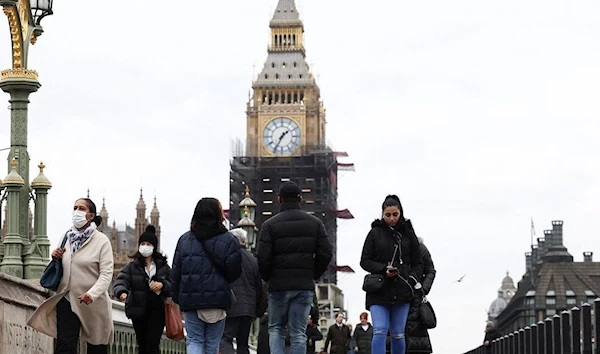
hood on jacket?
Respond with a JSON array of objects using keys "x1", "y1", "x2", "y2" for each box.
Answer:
[
  {"x1": 418, "y1": 237, "x2": 424, "y2": 244},
  {"x1": 371, "y1": 218, "x2": 411, "y2": 229},
  {"x1": 192, "y1": 219, "x2": 228, "y2": 241}
]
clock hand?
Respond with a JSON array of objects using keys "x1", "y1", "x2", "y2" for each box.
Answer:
[{"x1": 273, "y1": 131, "x2": 289, "y2": 150}]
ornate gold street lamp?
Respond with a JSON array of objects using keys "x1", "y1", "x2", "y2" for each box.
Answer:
[{"x1": 0, "y1": 0, "x2": 53, "y2": 279}]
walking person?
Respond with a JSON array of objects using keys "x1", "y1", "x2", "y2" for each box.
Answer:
[
  {"x1": 220, "y1": 228, "x2": 263, "y2": 354},
  {"x1": 360, "y1": 195, "x2": 424, "y2": 354},
  {"x1": 114, "y1": 225, "x2": 171, "y2": 354},
  {"x1": 324, "y1": 313, "x2": 351, "y2": 354},
  {"x1": 28, "y1": 198, "x2": 114, "y2": 354},
  {"x1": 405, "y1": 237, "x2": 436, "y2": 354},
  {"x1": 171, "y1": 197, "x2": 242, "y2": 354},
  {"x1": 306, "y1": 315, "x2": 324, "y2": 354},
  {"x1": 256, "y1": 181, "x2": 333, "y2": 354},
  {"x1": 352, "y1": 312, "x2": 373, "y2": 354}
]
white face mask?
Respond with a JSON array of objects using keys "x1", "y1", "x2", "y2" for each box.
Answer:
[
  {"x1": 139, "y1": 245, "x2": 154, "y2": 257},
  {"x1": 72, "y1": 210, "x2": 89, "y2": 229}
]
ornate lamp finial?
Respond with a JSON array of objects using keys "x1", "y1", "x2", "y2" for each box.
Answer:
[
  {"x1": 244, "y1": 185, "x2": 250, "y2": 197},
  {"x1": 4, "y1": 158, "x2": 24, "y2": 185},
  {"x1": 244, "y1": 205, "x2": 250, "y2": 218},
  {"x1": 31, "y1": 160, "x2": 52, "y2": 188}
]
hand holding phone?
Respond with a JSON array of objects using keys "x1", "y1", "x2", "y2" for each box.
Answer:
[{"x1": 386, "y1": 265, "x2": 398, "y2": 278}]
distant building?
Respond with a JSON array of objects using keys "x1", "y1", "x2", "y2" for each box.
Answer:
[
  {"x1": 487, "y1": 272, "x2": 517, "y2": 324},
  {"x1": 96, "y1": 189, "x2": 162, "y2": 293},
  {"x1": 494, "y1": 220, "x2": 600, "y2": 334}
]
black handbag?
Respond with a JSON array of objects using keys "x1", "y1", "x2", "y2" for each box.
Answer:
[
  {"x1": 362, "y1": 273, "x2": 385, "y2": 293},
  {"x1": 420, "y1": 296, "x2": 437, "y2": 329},
  {"x1": 363, "y1": 236, "x2": 402, "y2": 294},
  {"x1": 40, "y1": 233, "x2": 68, "y2": 291}
]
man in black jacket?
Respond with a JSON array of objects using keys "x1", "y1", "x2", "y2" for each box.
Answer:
[
  {"x1": 220, "y1": 228, "x2": 263, "y2": 354},
  {"x1": 257, "y1": 181, "x2": 333, "y2": 354}
]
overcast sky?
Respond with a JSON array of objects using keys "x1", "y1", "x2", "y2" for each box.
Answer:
[{"x1": 1, "y1": 0, "x2": 599, "y2": 352}]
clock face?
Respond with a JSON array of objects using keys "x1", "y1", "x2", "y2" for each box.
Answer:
[{"x1": 263, "y1": 117, "x2": 301, "y2": 156}]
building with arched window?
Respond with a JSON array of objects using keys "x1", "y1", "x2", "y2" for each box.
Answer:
[{"x1": 493, "y1": 220, "x2": 600, "y2": 334}]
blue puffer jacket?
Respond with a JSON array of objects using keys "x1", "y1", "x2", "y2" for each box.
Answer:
[{"x1": 171, "y1": 231, "x2": 242, "y2": 312}]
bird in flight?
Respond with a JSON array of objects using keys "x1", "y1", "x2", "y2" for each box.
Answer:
[{"x1": 451, "y1": 274, "x2": 466, "y2": 284}]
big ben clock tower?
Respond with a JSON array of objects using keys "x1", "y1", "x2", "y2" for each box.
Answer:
[
  {"x1": 245, "y1": 0, "x2": 326, "y2": 157},
  {"x1": 230, "y1": 0, "x2": 343, "y2": 285}
]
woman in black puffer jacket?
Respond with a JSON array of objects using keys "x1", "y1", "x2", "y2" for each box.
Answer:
[
  {"x1": 114, "y1": 225, "x2": 171, "y2": 354},
  {"x1": 360, "y1": 195, "x2": 424, "y2": 354},
  {"x1": 405, "y1": 238, "x2": 436, "y2": 354}
]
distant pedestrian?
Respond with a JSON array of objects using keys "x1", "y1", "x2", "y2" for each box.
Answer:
[
  {"x1": 114, "y1": 225, "x2": 171, "y2": 354},
  {"x1": 483, "y1": 322, "x2": 501, "y2": 353},
  {"x1": 171, "y1": 197, "x2": 242, "y2": 354},
  {"x1": 352, "y1": 312, "x2": 373, "y2": 354},
  {"x1": 405, "y1": 237, "x2": 436, "y2": 354},
  {"x1": 220, "y1": 228, "x2": 263, "y2": 354},
  {"x1": 257, "y1": 181, "x2": 333, "y2": 354},
  {"x1": 28, "y1": 197, "x2": 114, "y2": 354},
  {"x1": 306, "y1": 315, "x2": 324, "y2": 354},
  {"x1": 324, "y1": 313, "x2": 351, "y2": 354},
  {"x1": 360, "y1": 195, "x2": 424, "y2": 354}
]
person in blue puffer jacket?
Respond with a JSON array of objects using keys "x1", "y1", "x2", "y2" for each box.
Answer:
[{"x1": 171, "y1": 197, "x2": 242, "y2": 354}]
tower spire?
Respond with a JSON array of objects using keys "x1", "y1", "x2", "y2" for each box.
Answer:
[
  {"x1": 135, "y1": 188, "x2": 147, "y2": 239},
  {"x1": 270, "y1": 0, "x2": 302, "y2": 27},
  {"x1": 150, "y1": 196, "x2": 161, "y2": 251}
]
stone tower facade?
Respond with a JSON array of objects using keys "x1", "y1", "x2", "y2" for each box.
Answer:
[{"x1": 245, "y1": 0, "x2": 326, "y2": 157}]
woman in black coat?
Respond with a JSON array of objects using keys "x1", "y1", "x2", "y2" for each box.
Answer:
[
  {"x1": 405, "y1": 238, "x2": 436, "y2": 354},
  {"x1": 360, "y1": 195, "x2": 424, "y2": 354},
  {"x1": 352, "y1": 312, "x2": 373, "y2": 354},
  {"x1": 114, "y1": 225, "x2": 171, "y2": 354}
]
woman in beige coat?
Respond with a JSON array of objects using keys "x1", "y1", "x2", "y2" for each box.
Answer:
[{"x1": 28, "y1": 198, "x2": 114, "y2": 354}]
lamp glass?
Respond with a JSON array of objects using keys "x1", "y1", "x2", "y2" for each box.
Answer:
[{"x1": 30, "y1": 0, "x2": 53, "y2": 25}]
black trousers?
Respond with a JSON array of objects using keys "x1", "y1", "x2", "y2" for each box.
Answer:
[
  {"x1": 55, "y1": 297, "x2": 108, "y2": 354},
  {"x1": 220, "y1": 316, "x2": 254, "y2": 354},
  {"x1": 131, "y1": 304, "x2": 165, "y2": 354}
]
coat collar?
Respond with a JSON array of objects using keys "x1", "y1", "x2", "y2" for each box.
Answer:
[{"x1": 280, "y1": 202, "x2": 301, "y2": 211}]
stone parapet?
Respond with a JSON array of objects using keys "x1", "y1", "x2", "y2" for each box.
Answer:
[
  {"x1": 0, "y1": 272, "x2": 52, "y2": 353},
  {"x1": 0, "y1": 273, "x2": 190, "y2": 353}
]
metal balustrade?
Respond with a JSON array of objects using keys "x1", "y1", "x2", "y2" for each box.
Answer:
[{"x1": 463, "y1": 299, "x2": 600, "y2": 354}]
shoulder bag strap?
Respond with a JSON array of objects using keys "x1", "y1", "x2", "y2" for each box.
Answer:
[
  {"x1": 200, "y1": 239, "x2": 224, "y2": 277},
  {"x1": 59, "y1": 232, "x2": 69, "y2": 248}
]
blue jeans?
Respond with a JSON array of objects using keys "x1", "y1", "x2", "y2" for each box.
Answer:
[
  {"x1": 370, "y1": 304, "x2": 411, "y2": 354},
  {"x1": 268, "y1": 290, "x2": 314, "y2": 354},
  {"x1": 184, "y1": 311, "x2": 226, "y2": 354}
]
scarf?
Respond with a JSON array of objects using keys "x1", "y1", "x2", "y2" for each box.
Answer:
[{"x1": 68, "y1": 223, "x2": 96, "y2": 254}]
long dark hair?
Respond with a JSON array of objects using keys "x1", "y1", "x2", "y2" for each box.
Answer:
[
  {"x1": 190, "y1": 197, "x2": 227, "y2": 233},
  {"x1": 78, "y1": 198, "x2": 103, "y2": 226},
  {"x1": 382, "y1": 194, "x2": 405, "y2": 221}
]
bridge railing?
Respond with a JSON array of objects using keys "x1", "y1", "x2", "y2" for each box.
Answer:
[
  {"x1": 463, "y1": 299, "x2": 600, "y2": 354},
  {"x1": 106, "y1": 300, "x2": 187, "y2": 354}
]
